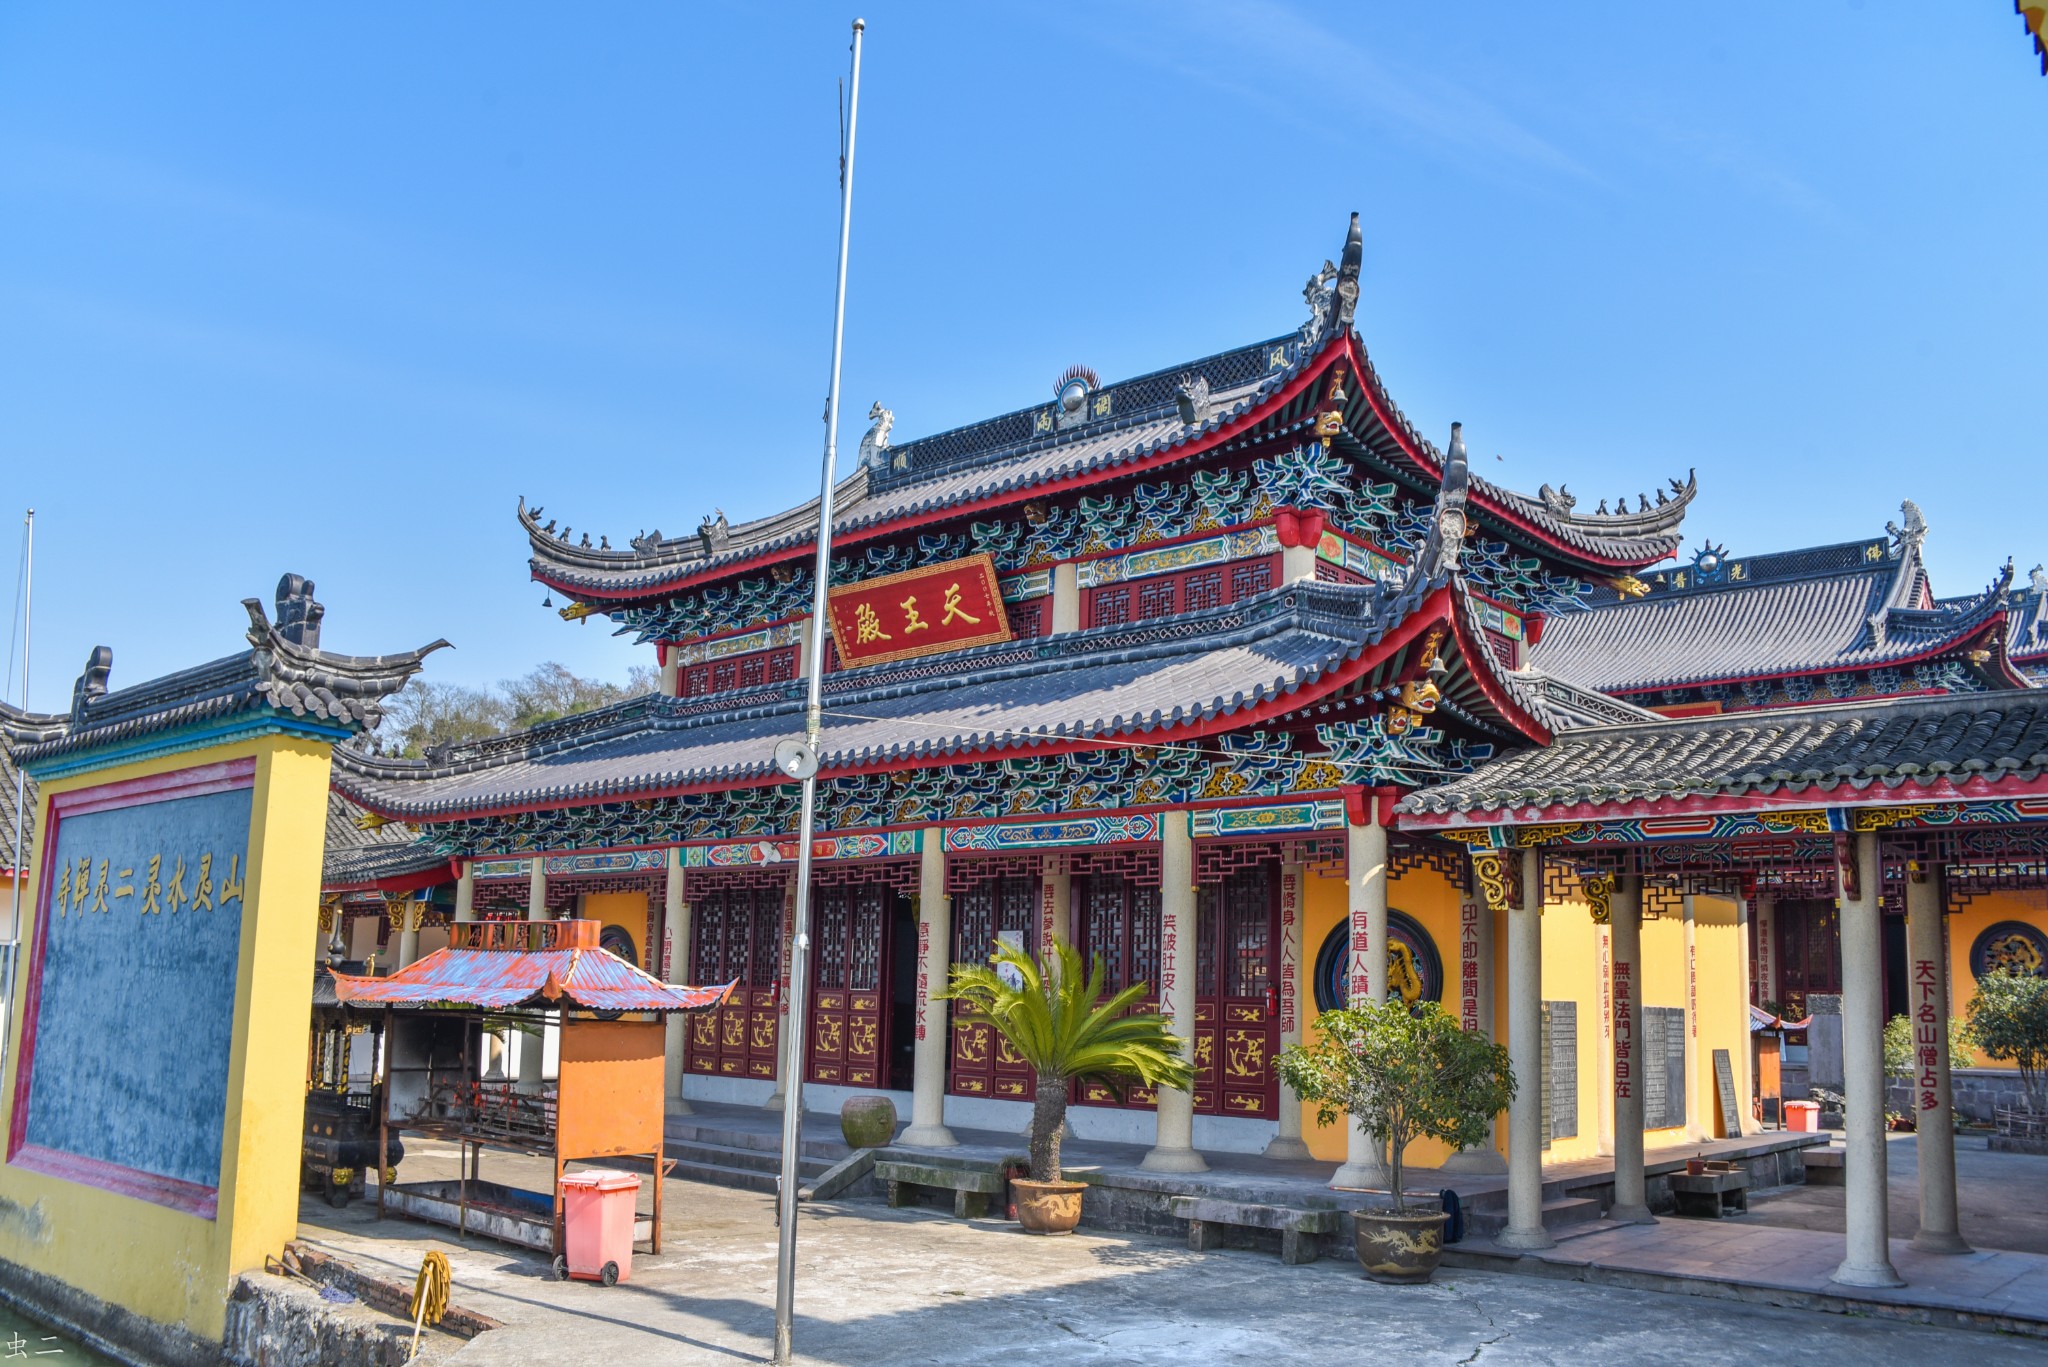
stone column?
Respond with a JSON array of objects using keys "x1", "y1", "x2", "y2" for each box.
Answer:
[
  {"x1": 1907, "y1": 865, "x2": 1968, "y2": 1254},
  {"x1": 1834, "y1": 831, "x2": 1904, "y2": 1287},
  {"x1": 659, "y1": 645, "x2": 680, "y2": 696},
  {"x1": 519, "y1": 858, "x2": 548, "y2": 1090},
  {"x1": 1143, "y1": 812, "x2": 1207, "y2": 1172},
  {"x1": 904, "y1": 829, "x2": 959, "y2": 1147},
  {"x1": 1497, "y1": 848, "x2": 1554, "y2": 1249},
  {"x1": 1608, "y1": 876, "x2": 1654, "y2": 1224},
  {"x1": 1331, "y1": 803, "x2": 1390, "y2": 1190},
  {"x1": 395, "y1": 898, "x2": 421, "y2": 969},
  {"x1": 1442, "y1": 856, "x2": 1507, "y2": 1174},
  {"x1": 1263, "y1": 862, "x2": 1312, "y2": 1161},
  {"x1": 764, "y1": 877, "x2": 796, "y2": 1111},
  {"x1": 453, "y1": 862, "x2": 475, "y2": 922},
  {"x1": 663, "y1": 849, "x2": 693, "y2": 1116}
]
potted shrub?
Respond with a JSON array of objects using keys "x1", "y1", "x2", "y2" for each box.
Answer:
[
  {"x1": 938, "y1": 937, "x2": 1192, "y2": 1234},
  {"x1": 1279, "y1": 999, "x2": 1513, "y2": 1283}
]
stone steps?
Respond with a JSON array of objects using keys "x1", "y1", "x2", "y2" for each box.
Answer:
[
  {"x1": 1464, "y1": 1196, "x2": 1602, "y2": 1238},
  {"x1": 662, "y1": 1118, "x2": 843, "y2": 1195},
  {"x1": 1801, "y1": 1145, "x2": 1845, "y2": 1186}
]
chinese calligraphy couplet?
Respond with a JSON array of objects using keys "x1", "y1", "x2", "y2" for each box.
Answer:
[
  {"x1": 53, "y1": 851, "x2": 244, "y2": 919},
  {"x1": 1613, "y1": 960, "x2": 1635, "y2": 1101},
  {"x1": 1459, "y1": 901, "x2": 1482, "y2": 1033},
  {"x1": 1913, "y1": 957, "x2": 1941, "y2": 1113},
  {"x1": 825, "y1": 554, "x2": 1013, "y2": 667}
]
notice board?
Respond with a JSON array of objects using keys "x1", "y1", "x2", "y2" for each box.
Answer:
[{"x1": 9, "y1": 762, "x2": 254, "y2": 1216}]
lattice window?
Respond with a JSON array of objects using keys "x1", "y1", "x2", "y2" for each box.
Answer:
[
  {"x1": 713, "y1": 660, "x2": 737, "y2": 692},
  {"x1": 1054, "y1": 847, "x2": 1161, "y2": 887},
  {"x1": 1197, "y1": 866, "x2": 1272, "y2": 999},
  {"x1": 1078, "y1": 874, "x2": 1162, "y2": 992},
  {"x1": 1315, "y1": 559, "x2": 1367, "y2": 586},
  {"x1": 1138, "y1": 579, "x2": 1177, "y2": 620},
  {"x1": 1092, "y1": 587, "x2": 1131, "y2": 627},
  {"x1": 814, "y1": 858, "x2": 921, "y2": 895},
  {"x1": 947, "y1": 854, "x2": 1042, "y2": 896},
  {"x1": 739, "y1": 654, "x2": 765, "y2": 688},
  {"x1": 1231, "y1": 561, "x2": 1272, "y2": 600},
  {"x1": 815, "y1": 889, "x2": 851, "y2": 990},
  {"x1": 952, "y1": 876, "x2": 1039, "y2": 963},
  {"x1": 684, "y1": 866, "x2": 792, "y2": 897},
  {"x1": 1185, "y1": 570, "x2": 1225, "y2": 611},
  {"x1": 1007, "y1": 600, "x2": 1045, "y2": 639}
]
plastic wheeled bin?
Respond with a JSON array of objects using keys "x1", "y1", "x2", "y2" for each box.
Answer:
[{"x1": 555, "y1": 1169, "x2": 641, "y2": 1285}]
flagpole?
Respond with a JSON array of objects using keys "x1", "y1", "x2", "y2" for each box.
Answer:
[
  {"x1": 6, "y1": 508, "x2": 32, "y2": 1075},
  {"x1": 774, "y1": 18, "x2": 863, "y2": 1365}
]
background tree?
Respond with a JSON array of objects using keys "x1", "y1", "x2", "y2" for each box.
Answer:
[
  {"x1": 1967, "y1": 967, "x2": 2048, "y2": 1113},
  {"x1": 1882, "y1": 1013, "x2": 1974, "y2": 1082},
  {"x1": 375, "y1": 662, "x2": 658, "y2": 757}
]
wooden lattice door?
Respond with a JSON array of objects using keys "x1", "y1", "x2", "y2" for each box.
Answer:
[
  {"x1": 686, "y1": 885, "x2": 783, "y2": 1082},
  {"x1": 1194, "y1": 865, "x2": 1278, "y2": 1118},
  {"x1": 948, "y1": 875, "x2": 1040, "y2": 1101},
  {"x1": 808, "y1": 883, "x2": 889, "y2": 1087},
  {"x1": 1073, "y1": 874, "x2": 1162, "y2": 1109}
]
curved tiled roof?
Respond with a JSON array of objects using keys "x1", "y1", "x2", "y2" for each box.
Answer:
[
  {"x1": 525, "y1": 222, "x2": 1697, "y2": 606},
  {"x1": 1528, "y1": 536, "x2": 2015, "y2": 696},
  {"x1": 0, "y1": 745, "x2": 29, "y2": 874},
  {"x1": 1399, "y1": 690, "x2": 2048, "y2": 820},
  {"x1": 335, "y1": 579, "x2": 1427, "y2": 821},
  {"x1": 323, "y1": 790, "x2": 450, "y2": 889}
]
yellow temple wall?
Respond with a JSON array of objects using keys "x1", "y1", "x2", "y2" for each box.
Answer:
[
  {"x1": 582, "y1": 889, "x2": 653, "y2": 968},
  {"x1": 1539, "y1": 901, "x2": 1608, "y2": 1163},
  {"x1": 1945, "y1": 889, "x2": 2048, "y2": 1071},
  {"x1": 1690, "y1": 895, "x2": 1747, "y2": 1135},
  {"x1": 0, "y1": 735, "x2": 330, "y2": 1342}
]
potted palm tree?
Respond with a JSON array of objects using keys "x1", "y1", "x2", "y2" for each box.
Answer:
[
  {"x1": 1279, "y1": 999, "x2": 1514, "y2": 1283},
  {"x1": 938, "y1": 937, "x2": 1193, "y2": 1234}
]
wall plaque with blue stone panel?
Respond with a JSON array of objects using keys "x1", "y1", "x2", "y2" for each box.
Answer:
[{"x1": 7, "y1": 759, "x2": 255, "y2": 1218}]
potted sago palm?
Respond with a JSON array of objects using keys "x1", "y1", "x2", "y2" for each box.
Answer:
[
  {"x1": 938, "y1": 937, "x2": 1193, "y2": 1234},
  {"x1": 1279, "y1": 998, "x2": 1514, "y2": 1283}
]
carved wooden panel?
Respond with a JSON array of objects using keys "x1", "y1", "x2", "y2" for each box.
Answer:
[
  {"x1": 808, "y1": 884, "x2": 889, "y2": 1088},
  {"x1": 686, "y1": 885, "x2": 782, "y2": 1080}
]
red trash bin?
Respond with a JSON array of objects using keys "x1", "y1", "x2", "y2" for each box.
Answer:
[
  {"x1": 557, "y1": 1169, "x2": 641, "y2": 1285},
  {"x1": 1784, "y1": 1100, "x2": 1820, "y2": 1133}
]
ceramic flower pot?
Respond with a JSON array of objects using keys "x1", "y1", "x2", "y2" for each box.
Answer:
[
  {"x1": 839, "y1": 1095, "x2": 898, "y2": 1149},
  {"x1": 1012, "y1": 1178, "x2": 1087, "y2": 1235},
  {"x1": 1352, "y1": 1205, "x2": 1449, "y2": 1284}
]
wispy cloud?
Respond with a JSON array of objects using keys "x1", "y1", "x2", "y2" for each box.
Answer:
[{"x1": 1080, "y1": 0, "x2": 1602, "y2": 186}]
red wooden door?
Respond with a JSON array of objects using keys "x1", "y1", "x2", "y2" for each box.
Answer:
[
  {"x1": 1073, "y1": 874, "x2": 1162, "y2": 1109},
  {"x1": 1195, "y1": 865, "x2": 1278, "y2": 1118},
  {"x1": 686, "y1": 885, "x2": 782, "y2": 1082},
  {"x1": 808, "y1": 883, "x2": 889, "y2": 1087},
  {"x1": 948, "y1": 875, "x2": 1040, "y2": 1101}
]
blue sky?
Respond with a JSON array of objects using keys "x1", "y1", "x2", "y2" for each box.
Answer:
[{"x1": 2, "y1": 3, "x2": 2042, "y2": 712}]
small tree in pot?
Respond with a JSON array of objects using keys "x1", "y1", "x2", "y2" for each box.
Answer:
[
  {"x1": 1279, "y1": 999, "x2": 1514, "y2": 1283},
  {"x1": 938, "y1": 938, "x2": 1192, "y2": 1234}
]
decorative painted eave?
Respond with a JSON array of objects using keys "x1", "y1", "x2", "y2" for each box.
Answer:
[{"x1": 0, "y1": 575, "x2": 448, "y2": 769}]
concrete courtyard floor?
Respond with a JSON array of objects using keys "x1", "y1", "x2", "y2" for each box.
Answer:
[
  {"x1": 1742, "y1": 1131, "x2": 2048, "y2": 1254},
  {"x1": 296, "y1": 1142, "x2": 2048, "y2": 1366}
]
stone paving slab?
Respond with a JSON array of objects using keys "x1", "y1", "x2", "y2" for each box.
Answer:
[
  {"x1": 292, "y1": 1140, "x2": 2048, "y2": 1365},
  {"x1": 1448, "y1": 1218, "x2": 2048, "y2": 1337}
]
